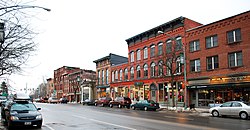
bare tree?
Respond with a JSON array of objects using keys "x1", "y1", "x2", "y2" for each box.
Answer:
[{"x1": 0, "y1": 0, "x2": 50, "y2": 76}]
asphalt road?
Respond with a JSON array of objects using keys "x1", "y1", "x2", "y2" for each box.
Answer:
[{"x1": 1, "y1": 103, "x2": 250, "y2": 130}]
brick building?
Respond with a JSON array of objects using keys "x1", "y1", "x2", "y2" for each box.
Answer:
[
  {"x1": 46, "y1": 78, "x2": 54, "y2": 97},
  {"x1": 186, "y1": 11, "x2": 250, "y2": 107}
]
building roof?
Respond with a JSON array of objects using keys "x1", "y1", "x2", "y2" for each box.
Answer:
[{"x1": 93, "y1": 53, "x2": 128, "y2": 65}]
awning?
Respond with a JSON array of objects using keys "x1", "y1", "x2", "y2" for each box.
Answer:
[{"x1": 96, "y1": 86, "x2": 110, "y2": 89}]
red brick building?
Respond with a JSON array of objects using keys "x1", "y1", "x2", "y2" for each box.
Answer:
[
  {"x1": 186, "y1": 11, "x2": 250, "y2": 107},
  {"x1": 110, "y1": 17, "x2": 201, "y2": 106}
]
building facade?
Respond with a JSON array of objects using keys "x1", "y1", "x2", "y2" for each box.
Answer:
[
  {"x1": 186, "y1": 11, "x2": 250, "y2": 107},
  {"x1": 93, "y1": 53, "x2": 128, "y2": 99},
  {"x1": 46, "y1": 78, "x2": 54, "y2": 97},
  {"x1": 110, "y1": 17, "x2": 202, "y2": 106}
]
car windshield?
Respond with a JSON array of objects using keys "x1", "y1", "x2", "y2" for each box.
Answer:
[{"x1": 11, "y1": 103, "x2": 37, "y2": 111}]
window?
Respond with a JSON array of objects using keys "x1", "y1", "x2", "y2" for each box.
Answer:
[
  {"x1": 206, "y1": 35, "x2": 218, "y2": 48},
  {"x1": 158, "y1": 42, "x2": 163, "y2": 55},
  {"x1": 150, "y1": 45, "x2": 155, "y2": 57},
  {"x1": 130, "y1": 67, "x2": 134, "y2": 79},
  {"x1": 98, "y1": 70, "x2": 100, "y2": 84},
  {"x1": 143, "y1": 64, "x2": 148, "y2": 78},
  {"x1": 130, "y1": 51, "x2": 134, "y2": 62},
  {"x1": 158, "y1": 61, "x2": 163, "y2": 76},
  {"x1": 111, "y1": 71, "x2": 114, "y2": 82},
  {"x1": 102, "y1": 70, "x2": 104, "y2": 84},
  {"x1": 166, "y1": 40, "x2": 172, "y2": 53},
  {"x1": 143, "y1": 47, "x2": 148, "y2": 59},
  {"x1": 106, "y1": 69, "x2": 109, "y2": 84},
  {"x1": 115, "y1": 70, "x2": 118, "y2": 81},
  {"x1": 136, "y1": 65, "x2": 141, "y2": 79},
  {"x1": 190, "y1": 59, "x2": 201, "y2": 72},
  {"x1": 176, "y1": 57, "x2": 182, "y2": 74},
  {"x1": 150, "y1": 62, "x2": 156, "y2": 77},
  {"x1": 175, "y1": 37, "x2": 182, "y2": 51},
  {"x1": 119, "y1": 69, "x2": 123, "y2": 81},
  {"x1": 207, "y1": 56, "x2": 219, "y2": 70},
  {"x1": 124, "y1": 68, "x2": 128, "y2": 80},
  {"x1": 228, "y1": 51, "x2": 242, "y2": 67},
  {"x1": 166, "y1": 60, "x2": 171, "y2": 76},
  {"x1": 136, "y1": 49, "x2": 141, "y2": 61},
  {"x1": 189, "y1": 40, "x2": 200, "y2": 52},
  {"x1": 227, "y1": 28, "x2": 241, "y2": 44}
]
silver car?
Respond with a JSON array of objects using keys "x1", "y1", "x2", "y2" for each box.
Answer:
[{"x1": 209, "y1": 101, "x2": 250, "y2": 119}]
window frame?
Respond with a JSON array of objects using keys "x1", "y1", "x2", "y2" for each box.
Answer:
[
  {"x1": 158, "y1": 42, "x2": 163, "y2": 55},
  {"x1": 228, "y1": 51, "x2": 243, "y2": 67},
  {"x1": 190, "y1": 59, "x2": 201, "y2": 72},
  {"x1": 206, "y1": 35, "x2": 218, "y2": 48},
  {"x1": 206, "y1": 55, "x2": 219, "y2": 70},
  {"x1": 227, "y1": 28, "x2": 241, "y2": 44},
  {"x1": 189, "y1": 40, "x2": 200, "y2": 52},
  {"x1": 143, "y1": 47, "x2": 148, "y2": 59},
  {"x1": 130, "y1": 51, "x2": 134, "y2": 62},
  {"x1": 136, "y1": 49, "x2": 141, "y2": 61},
  {"x1": 150, "y1": 45, "x2": 155, "y2": 58}
]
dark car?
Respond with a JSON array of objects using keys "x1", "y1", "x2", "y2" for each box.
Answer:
[
  {"x1": 94, "y1": 97, "x2": 112, "y2": 107},
  {"x1": 131, "y1": 100, "x2": 160, "y2": 111},
  {"x1": 109, "y1": 97, "x2": 131, "y2": 108},
  {"x1": 82, "y1": 99, "x2": 96, "y2": 106},
  {"x1": 2, "y1": 95, "x2": 42, "y2": 129},
  {"x1": 59, "y1": 97, "x2": 68, "y2": 104}
]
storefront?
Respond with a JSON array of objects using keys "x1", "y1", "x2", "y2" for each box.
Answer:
[{"x1": 97, "y1": 86, "x2": 110, "y2": 98}]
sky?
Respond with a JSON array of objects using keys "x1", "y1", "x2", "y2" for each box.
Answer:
[{"x1": 3, "y1": 0, "x2": 250, "y2": 92}]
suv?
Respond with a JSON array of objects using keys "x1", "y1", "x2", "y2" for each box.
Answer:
[
  {"x1": 94, "y1": 97, "x2": 112, "y2": 107},
  {"x1": 109, "y1": 97, "x2": 131, "y2": 108},
  {"x1": 1, "y1": 92, "x2": 43, "y2": 129}
]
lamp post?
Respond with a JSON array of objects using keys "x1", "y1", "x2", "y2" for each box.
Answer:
[
  {"x1": 75, "y1": 75, "x2": 81, "y2": 103},
  {"x1": 158, "y1": 30, "x2": 187, "y2": 108}
]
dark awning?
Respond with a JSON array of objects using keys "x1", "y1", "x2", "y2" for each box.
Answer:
[{"x1": 96, "y1": 86, "x2": 110, "y2": 89}]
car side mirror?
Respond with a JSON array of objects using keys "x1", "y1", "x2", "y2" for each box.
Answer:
[{"x1": 37, "y1": 108, "x2": 41, "y2": 111}]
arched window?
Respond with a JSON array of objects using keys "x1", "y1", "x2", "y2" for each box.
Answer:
[
  {"x1": 130, "y1": 67, "x2": 134, "y2": 79},
  {"x1": 176, "y1": 57, "x2": 182, "y2": 74},
  {"x1": 175, "y1": 37, "x2": 182, "y2": 51},
  {"x1": 130, "y1": 51, "x2": 134, "y2": 62},
  {"x1": 158, "y1": 42, "x2": 163, "y2": 55},
  {"x1": 166, "y1": 39, "x2": 172, "y2": 53},
  {"x1": 115, "y1": 70, "x2": 118, "y2": 81},
  {"x1": 143, "y1": 47, "x2": 148, "y2": 59},
  {"x1": 150, "y1": 45, "x2": 155, "y2": 57},
  {"x1": 166, "y1": 59, "x2": 171, "y2": 76},
  {"x1": 136, "y1": 65, "x2": 141, "y2": 79},
  {"x1": 158, "y1": 61, "x2": 163, "y2": 76},
  {"x1": 124, "y1": 68, "x2": 128, "y2": 80},
  {"x1": 119, "y1": 69, "x2": 123, "y2": 81},
  {"x1": 150, "y1": 62, "x2": 156, "y2": 77},
  {"x1": 111, "y1": 71, "x2": 114, "y2": 82},
  {"x1": 143, "y1": 64, "x2": 148, "y2": 78},
  {"x1": 136, "y1": 49, "x2": 141, "y2": 61}
]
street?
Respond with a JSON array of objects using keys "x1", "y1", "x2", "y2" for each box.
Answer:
[{"x1": 1, "y1": 103, "x2": 249, "y2": 130}]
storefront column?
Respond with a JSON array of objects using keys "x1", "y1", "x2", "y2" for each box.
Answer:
[{"x1": 195, "y1": 90, "x2": 199, "y2": 107}]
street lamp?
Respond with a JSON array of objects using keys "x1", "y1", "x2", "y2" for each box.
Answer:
[
  {"x1": 74, "y1": 75, "x2": 81, "y2": 103},
  {"x1": 158, "y1": 30, "x2": 188, "y2": 108}
]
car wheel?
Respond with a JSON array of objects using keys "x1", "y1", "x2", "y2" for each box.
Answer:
[
  {"x1": 82, "y1": 103, "x2": 85, "y2": 105},
  {"x1": 212, "y1": 110, "x2": 219, "y2": 117},
  {"x1": 118, "y1": 104, "x2": 122, "y2": 108},
  {"x1": 144, "y1": 106, "x2": 148, "y2": 111},
  {"x1": 94, "y1": 103, "x2": 97, "y2": 106},
  {"x1": 240, "y1": 112, "x2": 248, "y2": 120},
  {"x1": 127, "y1": 105, "x2": 130, "y2": 109},
  {"x1": 131, "y1": 105, "x2": 135, "y2": 110},
  {"x1": 109, "y1": 104, "x2": 113, "y2": 108}
]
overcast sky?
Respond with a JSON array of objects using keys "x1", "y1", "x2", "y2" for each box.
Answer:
[{"x1": 5, "y1": 0, "x2": 250, "y2": 92}]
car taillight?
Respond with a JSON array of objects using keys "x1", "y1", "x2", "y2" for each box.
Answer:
[{"x1": 150, "y1": 104, "x2": 154, "y2": 106}]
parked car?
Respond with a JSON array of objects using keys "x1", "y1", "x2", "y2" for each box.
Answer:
[
  {"x1": 131, "y1": 100, "x2": 160, "y2": 111},
  {"x1": 0, "y1": 96, "x2": 7, "y2": 105},
  {"x1": 2, "y1": 93, "x2": 42, "y2": 129},
  {"x1": 42, "y1": 97, "x2": 49, "y2": 103},
  {"x1": 94, "y1": 97, "x2": 112, "y2": 107},
  {"x1": 82, "y1": 99, "x2": 96, "y2": 106},
  {"x1": 48, "y1": 97, "x2": 59, "y2": 104},
  {"x1": 59, "y1": 97, "x2": 68, "y2": 104},
  {"x1": 109, "y1": 97, "x2": 131, "y2": 108},
  {"x1": 209, "y1": 101, "x2": 250, "y2": 119}
]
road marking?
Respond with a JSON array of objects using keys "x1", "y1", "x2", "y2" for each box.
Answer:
[
  {"x1": 164, "y1": 115, "x2": 194, "y2": 121},
  {"x1": 44, "y1": 124, "x2": 56, "y2": 130},
  {"x1": 73, "y1": 115, "x2": 136, "y2": 130}
]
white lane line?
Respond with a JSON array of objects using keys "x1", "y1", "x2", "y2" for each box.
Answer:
[
  {"x1": 164, "y1": 116, "x2": 194, "y2": 121},
  {"x1": 44, "y1": 124, "x2": 56, "y2": 130},
  {"x1": 73, "y1": 115, "x2": 136, "y2": 130}
]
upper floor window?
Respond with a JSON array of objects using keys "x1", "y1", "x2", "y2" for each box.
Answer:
[
  {"x1": 158, "y1": 61, "x2": 163, "y2": 76},
  {"x1": 176, "y1": 57, "x2": 182, "y2": 74},
  {"x1": 189, "y1": 40, "x2": 200, "y2": 52},
  {"x1": 98, "y1": 70, "x2": 101, "y2": 84},
  {"x1": 115, "y1": 70, "x2": 118, "y2": 81},
  {"x1": 207, "y1": 55, "x2": 219, "y2": 70},
  {"x1": 130, "y1": 67, "x2": 134, "y2": 79},
  {"x1": 124, "y1": 68, "x2": 128, "y2": 80},
  {"x1": 102, "y1": 70, "x2": 104, "y2": 84},
  {"x1": 150, "y1": 62, "x2": 156, "y2": 77},
  {"x1": 136, "y1": 66, "x2": 141, "y2": 79},
  {"x1": 158, "y1": 42, "x2": 163, "y2": 55},
  {"x1": 206, "y1": 35, "x2": 218, "y2": 48},
  {"x1": 136, "y1": 49, "x2": 141, "y2": 61},
  {"x1": 190, "y1": 59, "x2": 201, "y2": 72},
  {"x1": 166, "y1": 40, "x2": 172, "y2": 53},
  {"x1": 111, "y1": 71, "x2": 114, "y2": 82},
  {"x1": 150, "y1": 45, "x2": 155, "y2": 57},
  {"x1": 106, "y1": 69, "x2": 109, "y2": 84},
  {"x1": 166, "y1": 60, "x2": 171, "y2": 76},
  {"x1": 228, "y1": 51, "x2": 242, "y2": 67},
  {"x1": 143, "y1": 64, "x2": 148, "y2": 78},
  {"x1": 130, "y1": 51, "x2": 134, "y2": 62},
  {"x1": 227, "y1": 28, "x2": 241, "y2": 44},
  {"x1": 143, "y1": 47, "x2": 148, "y2": 59},
  {"x1": 175, "y1": 37, "x2": 182, "y2": 51},
  {"x1": 119, "y1": 69, "x2": 123, "y2": 81}
]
